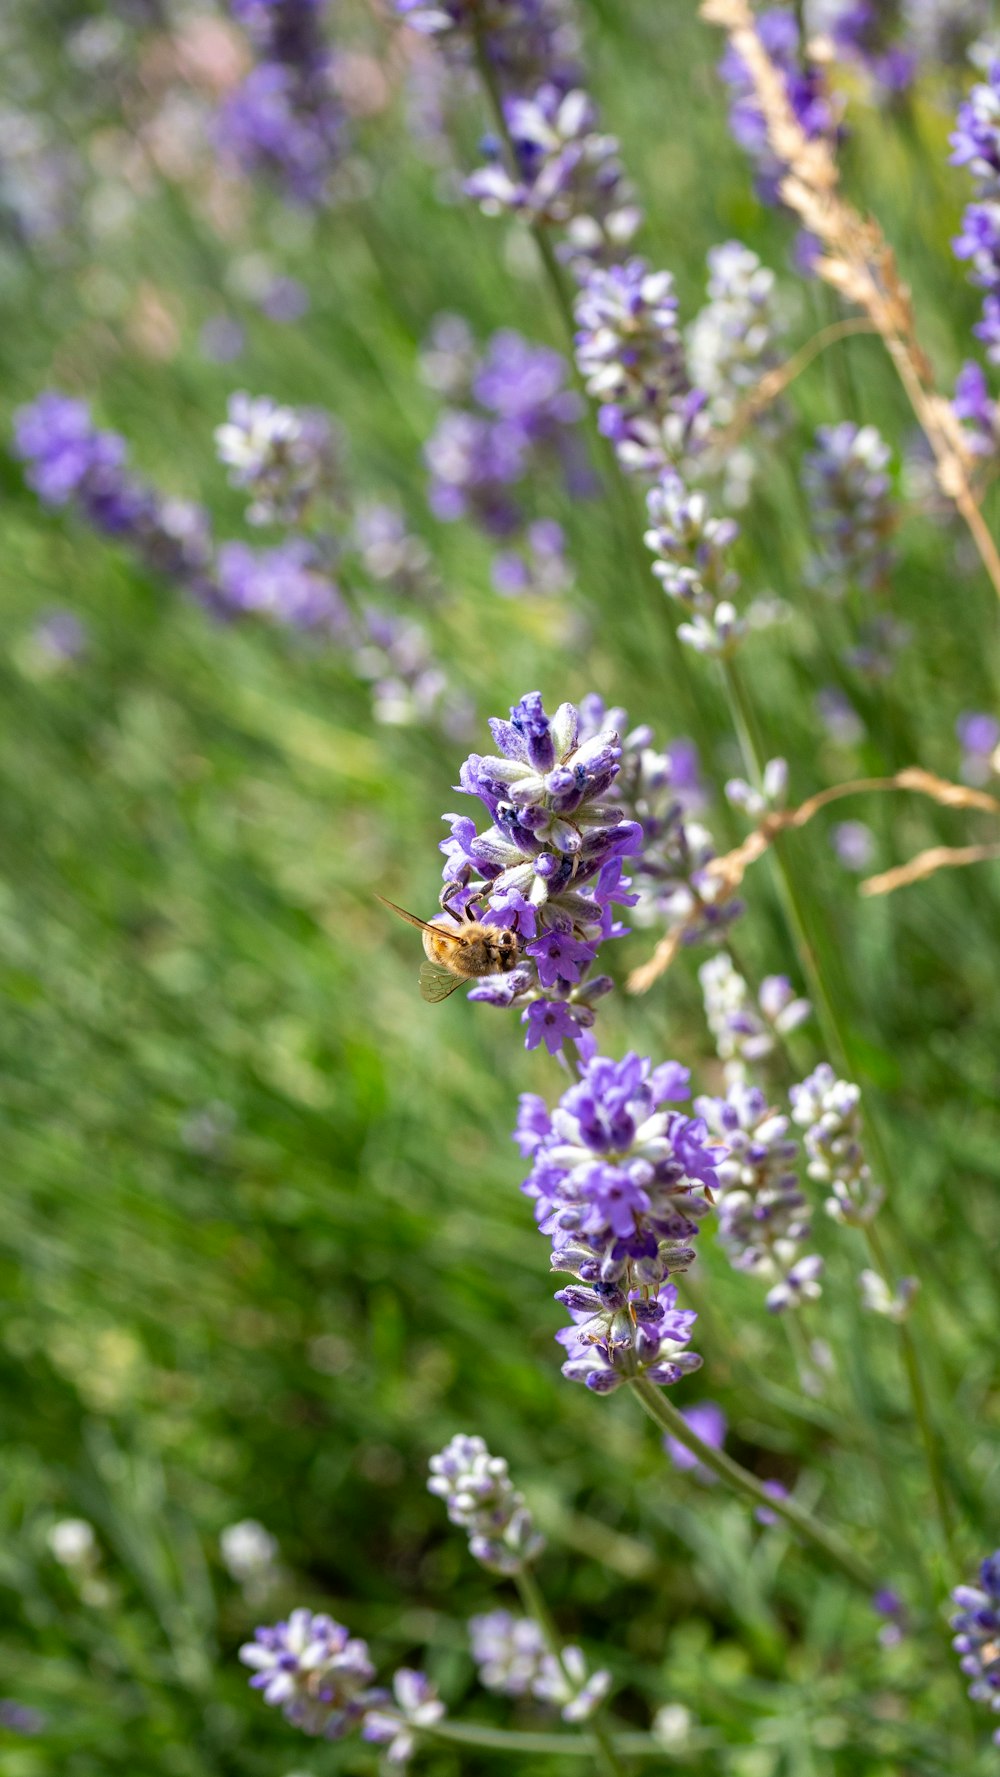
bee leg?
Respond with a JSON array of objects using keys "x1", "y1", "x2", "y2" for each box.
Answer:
[{"x1": 439, "y1": 878, "x2": 467, "y2": 914}]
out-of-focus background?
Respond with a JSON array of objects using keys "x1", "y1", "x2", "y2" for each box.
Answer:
[{"x1": 2, "y1": 2, "x2": 1000, "y2": 1772}]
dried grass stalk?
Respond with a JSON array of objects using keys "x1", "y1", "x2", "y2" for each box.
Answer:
[
  {"x1": 699, "y1": 0, "x2": 1000, "y2": 602},
  {"x1": 627, "y1": 768, "x2": 1000, "y2": 992}
]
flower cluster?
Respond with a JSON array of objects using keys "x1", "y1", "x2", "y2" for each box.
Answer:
[
  {"x1": 645, "y1": 476, "x2": 746, "y2": 656},
  {"x1": 427, "y1": 1434, "x2": 545, "y2": 1572},
  {"x1": 952, "y1": 361, "x2": 1000, "y2": 460},
  {"x1": 950, "y1": 1551, "x2": 1000, "y2": 1739},
  {"x1": 807, "y1": 1, "x2": 916, "y2": 91},
  {"x1": 217, "y1": 538, "x2": 347, "y2": 630},
  {"x1": 718, "y1": 8, "x2": 835, "y2": 208},
  {"x1": 239, "y1": 1610, "x2": 377, "y2": 1738},
  {"x1": 465, "y1": 84, "x2": 642, "y2": 272},
  {"x1": 443, "y1": 692, "x2": 639, "y2": 1050},
  {"x1": 957, "y1": 709, "x2": 1000, "y2": 785},
  {"x1": 215, "y1": 393, "x2": 337, "y2": 525},
  {"x1": 468, "y1": 1611, "x2": 610, "y2": 1722},
  {"x1": 422, "y1": 321, "x2": 584, "y2": 590},
  {"x1": 13, "y1": 392, "x2": 220, "y2": 608},
  {"x1": 952, "y1": 60, "x2": 1000, "y2": 363},
  {"x1": 789, "y1": 1063, "x2": 883, "y2": 1225},
  {"x1": 362, "y1": 1670, "x2": 446, "y2": 1765},
  {"x1": 699, "y1": 953, "x2": 811, "y2": 1082},
  {"x1": 695, "y1": 1082, "x2": 823, "y2": 1313},
  {"x1": 573, "y1": 258, "x2": 702, "y2": 475},
  {"x1": 220, "y1": 1519, "x2": 279, "y2": 1589},
  {"x1": 516, "y1": 1050, "x2": 720, "y2": 1389},
  {"x1": 662, "y1": 1400, "x2": 727, "y2": 1483},
  {"x1": 801, "y1": 423, "x2": 897, "y2": 598},
  {"x1": 687, "y1": 241, "x2": 786, "y2": 432},
  {"x1": 394, "y1": 0, "x2": 581, "y2": 97},
  {"x1": 219, "y1": 0, "x2": 344, "y2": 205},
  {"x1": 13, "y1": 393, "x2": 464, "y2": 733},
  {"x1": 577, "y1": 695, "x2": 743, "y2": 950}
]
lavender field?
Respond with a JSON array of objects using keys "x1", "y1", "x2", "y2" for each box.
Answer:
[{"x1": 3, "y1": 1, "x2": 1000, "y2": 1772}]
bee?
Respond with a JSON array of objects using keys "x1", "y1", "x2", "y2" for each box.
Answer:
[{"x1": 376, "y1": 895, "x2": 521, "y2": 1002}]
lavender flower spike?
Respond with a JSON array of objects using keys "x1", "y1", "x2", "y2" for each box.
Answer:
[
  {"x1": 802, "y1": 423, "x2": 897, "y2": 598},
  {"x1": 951, "y1": 1551, "x2": 1000, "y2": 1740},
  {"x1": 695, "y1": 1081, "x2": 822, "y2": 1313},
  {"x1": 468, "y1": 1612, "x2": 610, "y2": 1722},
  {"x1": 428, "y1": 1434, "x2": 545, "y2": 1573},
  {"x1": 951, "y1": 61, "x2": 1000, "y2": 364},
  {"x1": 466, "y1": 84, "x2": 642, "y2": 270},
  {"x1": 446, "y1": 691, "x2": 639, "y2": 1049},
  {"x1": 239, "y1": 1609, "x2": 376, "y2": 1738},
  {"x1": 573, "y1": 259, "x2": 699, "y2": 473},
  {"x1": 362, "y1": 1669, "x2": 445, "y2": 1766},
  {"x1": 644, "y1": 474, "x2": 747, "y2": 656},
  {"x1": 215, "y1": 393, "x2": 335, "y2": 525},
  {"x1": 790, "y1": 1063, "x2": 883, "y2": 1225},
  {"x1": 518, "y1": 1049, "x2": 718, "y2": 1291}
]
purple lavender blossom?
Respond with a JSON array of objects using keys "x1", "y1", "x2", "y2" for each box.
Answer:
[
  {"x1": 957, "y1": 710, "x2": 1000, "y2": 784},
  {"x1": 872, "y1": 1586, "x2": 908, "y2": 1648},
  {"x1": 465, "y1": 84, "x2": 642, "y2": 271},
  {"x1": 473, "y1": 328, "x2": 582, "y2": 437},
  {"x1": 952, "y1": 361, "x2": 999, "y2": 457},
  {"x1": 239, "y1": 1609, "x2": 376, "y2": 1737},
  {"x1": 573, "y1": 259, "x2": 696, "y2": 473},
  {"x1": 492, "y1": 518, "x2": 572, "y2": 596},
  {"x1": 468, "y1": 1611, "x2": 610, "y2": 1722},
  {"x1": 755, "y1": 1479, "x2": 789, "y2": 1526},
  {"x1": 215, "y1": 393, "x2": 336, "y2": 525},
  {"x1": 695, "y1": 1080, "x2": 821, "y2": 1312},
  {"x1": 394, "y1": 0, "x2": 581, "y2": 97},
  {"x1": 645, "y1": 475, "x2": 747, "y2": 656},
  {"x1": 952, "y1": 64, "x2": 1000, "y2": 364},
  {"x1": 217, "y1": 539, "x2": 348, "y2": 630},
  {"x1": 802, "y1": 423, "x2": 897, "y2": 597},
  {"x1": 700, "y1": 953, "x2": 807, "y2": 1077},
  {"x1": 13, "y1": 392, "x2": 219, "y2": 605},
  {"x1": 0, "y1": 1700, "x2": 44, "y2": 1735},
  {"x1": 30, "y1": 609, "x2": 88, "y2": 668},
  {"x1": 687, "y1": 242, "x2": 786, "y2": 430},
  {"x1": 951, "y1": 1552, "x2": 1000, "y2": 1737},
  {"x1": 831, "y1": 819, "x2": 876, "y2": 871},
  {"x1": 427, "y1": 1434, "x2": 544, "y2": 1572},
  {"x1": 790, "y1": 1063, "x2": 882, "y2": 1225},
  {"x1": 577, "y1": 695, "x2": 741, "y2": 947},
  {"x1": 718, "y1": 10, "x2": 835, "y2": 207},
  {"x1": 663, "y1": 1401, "x2": 727, "y2": 1482},
  {"x1": 362, "y1": 1669, "x2": 445, "y2": 1763},
  {"x1": 556, "y1": 1276, "x2": 702, "y2": 1393},
  {"x1": 808, "y1": 2, "x2": 916, "y2": 91},
  {"x1": 516, "y1": 1049, "x2": 718, "y2": 1294},
  {"x1": 441, "y1": 692, "x2": 640, "y2": 1046},
  {"x1": 219, "y1": 0, "x2": 344, "y2": 204}
]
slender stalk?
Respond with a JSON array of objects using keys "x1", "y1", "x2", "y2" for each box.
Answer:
[
  {"x1": 865, "y1": 1217, "x2": 957, "y2": 1568},
  {"x1": 630, "y1": 1378, "x2": 878, "y2": 1591},
  {"x1": 718, "y1": 651, "x2": 957, "y2": 1573},
  {"x1": 514, "y1": 1565, "x2": 628, "y2": 1777},
  {"x1": 423, "y1": 1720, "x2": 670, "y2": 1757}
]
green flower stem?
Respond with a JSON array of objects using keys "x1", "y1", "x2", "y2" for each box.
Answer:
[
  {"x1": 630, "y1": 1377, "x2": 878, "y2": 1593},
  {"x1": 718, "y1": 652, "x2": 957, "y2": 1573},
  {"x1": 514, "y1": 1565, "x2": 628, "y2": 1777},
  {"x1": 423, "y1": 1720, "x2": 670, "y2": 1758}
]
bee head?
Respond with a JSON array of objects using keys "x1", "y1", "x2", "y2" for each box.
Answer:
[{"x1": 493, "y1": 927, "x2": 519, "y2": 970}]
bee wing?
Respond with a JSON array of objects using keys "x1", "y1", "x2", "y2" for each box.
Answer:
[
  {"x1": 376, "y1": 894, "x2": 461, "y2": 944},
  {"x1": 419, "y1": 960, "x2": 464, "y2": 1003}
]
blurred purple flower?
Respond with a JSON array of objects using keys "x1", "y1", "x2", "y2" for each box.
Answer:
[{"x1": 663, "y1": 1401, "x2": 727, "y2": 1483}]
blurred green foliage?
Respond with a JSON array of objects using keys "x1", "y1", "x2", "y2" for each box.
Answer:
[{"x1": 1, "y1": 2, "x2": 1000, "y2": 1774}]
